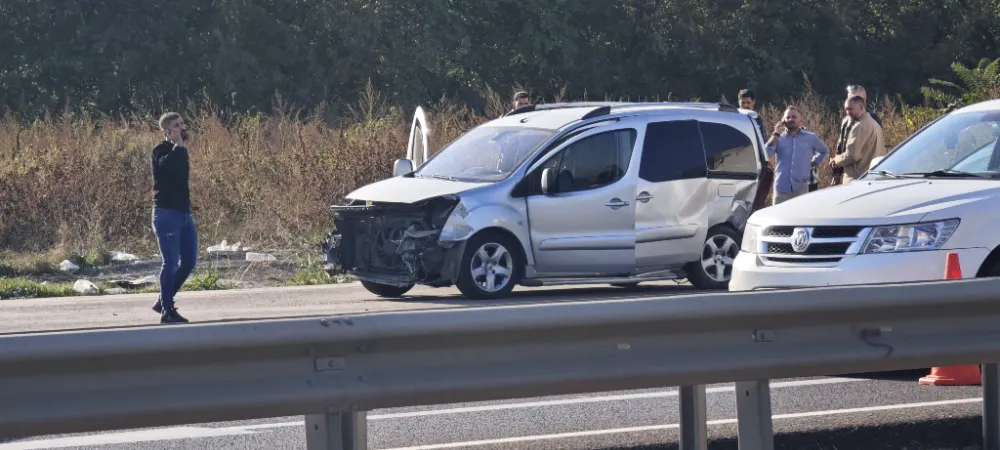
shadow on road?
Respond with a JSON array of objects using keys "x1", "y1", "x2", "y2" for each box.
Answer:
[{"x1": 382, "y1": 282, "x2": 706, "y2": 307}]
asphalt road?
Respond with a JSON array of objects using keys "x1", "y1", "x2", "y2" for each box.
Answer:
[
  {"x1": 0, "y1": 282, "x2": 989, "y2": 449},
  {"x1": 0, "y1": 280, "x2": 698, "y2": 334}
]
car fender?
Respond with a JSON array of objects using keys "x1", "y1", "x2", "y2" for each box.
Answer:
[{"x1": 440, "y1": 203, "x2": 534, "y2": 266}]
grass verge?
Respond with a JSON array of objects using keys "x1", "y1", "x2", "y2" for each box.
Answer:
[
  {"x1": 286, "y1": 262, "x2": 355, "y2": 286},
  {"x1": 0, "y1": 278, "x2": 77, "y2": 299},
  {"x1": 0, "y1": 268, "x2": 238, "y2": 300}
]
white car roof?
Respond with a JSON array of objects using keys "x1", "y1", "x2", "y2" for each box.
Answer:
[
  {"x1": 486, "y1": 107, "x2": 606, "y2": 130},
  {"x1": 954, "y1": 98, "x2": 1000, "y2": 114}
]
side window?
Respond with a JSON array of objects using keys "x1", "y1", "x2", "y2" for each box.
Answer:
[
  {"x1": 639, "y1": 120, "x2": 706, "y2": 182},
  {"x1": 525, "y1": 128, "x2": 636, "y2": 195},
  {"x1": 699, "y1": 121, "x2": 758, "y2": 176},
  {"x1": 552, "y1": 129, "x2": 636, "y2": 193}
]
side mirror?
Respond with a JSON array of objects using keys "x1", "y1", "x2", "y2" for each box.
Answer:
[
  {"x1": 540, "y1": 168, "x2": 557, "y2": 195},
  {"x1": 869, "y1": 155, "x2": 885, "y2": 170},
  {"x1": 393, "y1": 159, "x2": 414, "y2": 177}
]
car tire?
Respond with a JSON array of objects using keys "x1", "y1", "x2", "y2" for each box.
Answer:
[
  {"x1": 686, "y1": 224, "x2": 741, "y2": 291},
  {"x1": 455, "y1": 231, "x2": 523, "y2": 299},
  {"x1": 360, "y1": 280, "x2": 413, "y2": 298}
]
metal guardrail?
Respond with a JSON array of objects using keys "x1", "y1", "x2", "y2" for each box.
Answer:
[{"x1": 5, "y1": 278, "x2": 1000, "y2": 449}]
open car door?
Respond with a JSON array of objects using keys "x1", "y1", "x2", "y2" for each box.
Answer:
[
  {"x1": 407, "y1": 106, "x2": 430, "y2": 168},
  {"x1": 746, "y1": 110, "x2": 774, "y2": 212},
  {"x1": 752, "y1": 164, "x2": 775, "y2": 212}
]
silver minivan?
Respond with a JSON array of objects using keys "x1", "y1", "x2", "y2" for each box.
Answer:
[{"x1": 322, "y1": 102, "x2": 773, "y2": 299}]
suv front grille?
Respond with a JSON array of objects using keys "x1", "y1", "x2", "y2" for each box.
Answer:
[
  {"x1": 765, "y1": 226, "x2": 864, "y2": 239},
  {"x1": 766, "y1": 242, "x2": 852, "y2": 255},
  {"x1": 756, "y1": 225, "x2": 871, "y2": 266}
]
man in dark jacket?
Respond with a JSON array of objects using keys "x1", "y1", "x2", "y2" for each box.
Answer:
[
  {"x1": 738, "y1": 89, "x2": 767, "y2": 138},
  {"x1": 150, "y1": 112, "x2": 196, "y2": 324}
]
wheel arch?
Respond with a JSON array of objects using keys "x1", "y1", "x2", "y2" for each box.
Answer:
[
  {"x1": 441, "y1": 226, "x2": 529, "y2": 284},
  {"x1": 975, "y1": 244, "x2": 1000, "y2": 277},
  {"x1": 708, "y1": 220, "x2": 743, "y2": 241},
  {"x1": 457, "y1": 203, "x2": 533, "y2": 265}
]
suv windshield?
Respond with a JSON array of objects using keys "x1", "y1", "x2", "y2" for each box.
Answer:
[
  {"x1": 867, "y1": 110, "x2": 1000, "y2": 180},
  {"x1": 414, "y1": 126, "x2": 556, "y2": 182}
]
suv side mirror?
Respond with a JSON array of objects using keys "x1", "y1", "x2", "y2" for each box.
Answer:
[
  {"x1": 393, "y1": 159, "x2": 414, "y2": 177},
  {"x1": 540, "y1": 168, "x2": 557, "y2": 195}
]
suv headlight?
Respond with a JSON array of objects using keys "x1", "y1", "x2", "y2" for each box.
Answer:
[
  {"x1": 741, "y1": 224, "x2": 761, "y2": 253},
  {"x1": 860, "y1": 219, "x2": 960, "y2": 254}
]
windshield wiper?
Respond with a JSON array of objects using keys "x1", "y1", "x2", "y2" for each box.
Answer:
[
  {"x1": 902, "y1": 169, "x2": 990, "y2": 179},
  {"x1": 867, "y1": 169, "x2": 902, "y2": 178},
  {"x1": 428, "y1": 174, "x2": 458, "y2": 181}
]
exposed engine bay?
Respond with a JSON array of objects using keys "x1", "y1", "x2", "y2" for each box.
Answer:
[{"x1": 322, "y1": 195, "x2": 462, "y2": 288}]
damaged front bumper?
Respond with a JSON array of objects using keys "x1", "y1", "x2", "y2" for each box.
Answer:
[{"x1": 321, "y1": 196, "x2": 465, "y2": 288}]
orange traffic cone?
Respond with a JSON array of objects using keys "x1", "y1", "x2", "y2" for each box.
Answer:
[{"x1": 919, "y1": 252, "x2": 982, "y2": 386}]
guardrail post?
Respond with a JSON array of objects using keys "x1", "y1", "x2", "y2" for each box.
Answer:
[
  {"x1": 735, "y1": 380, "x2": 774, "y2": 450},
  {"x1": 305, "y1": 411, "x2": 367, "y2": 450},
  {"x1": 679, "y1": 384, "x2": 708, "y2": 450},
  {"x1": 984, "y1": 363, "x2": 1000, "y2": 450}
]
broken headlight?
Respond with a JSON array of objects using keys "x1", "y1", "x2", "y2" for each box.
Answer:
[{"x1": 439, "y1": 201, "x2": 474, "y2": 242}]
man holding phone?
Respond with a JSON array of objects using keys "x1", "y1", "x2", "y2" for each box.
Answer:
[
  {"x1": 764, "y1": 106, "x2": 830, "y2": 205},
  {"x1": 150, "y1": 112, "x2": 196, "y2": 324}
]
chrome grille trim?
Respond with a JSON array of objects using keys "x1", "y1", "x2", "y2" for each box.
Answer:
[{"x1": 755, "y1": 225, "x2": 873, "y2": 266}]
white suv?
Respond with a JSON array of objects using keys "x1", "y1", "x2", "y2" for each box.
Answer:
[
  {"x1": 730, "y1": 99, "x2": 1000, "y2": 292},
  {"x1": 324, "y1": 102, "x2": 775, "y2": 299}
]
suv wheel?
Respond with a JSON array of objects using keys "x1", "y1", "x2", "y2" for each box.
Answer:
[
  {"x1": 456, "y1": 231, "x2": 523, "y2": 299},
  {"x1": 686, "y1": 224, "x2": 741, "y2": 290},
  {"x1": 360, "y1": 280, "x2": 413, "y2": 298}
]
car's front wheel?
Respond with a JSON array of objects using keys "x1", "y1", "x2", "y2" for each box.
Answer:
[
  {"x1": 455, "y1": 231, "x2": 523, "y2": 299},
  {"x1": 686, "y1": 224, "x2": 741, "y2": 290},
  {"x1": 360, "y1": 280, "x2": 413, "y2": 298}
]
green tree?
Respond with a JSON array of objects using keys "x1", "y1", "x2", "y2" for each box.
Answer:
[{"x1": 921, "y1": 57, "x2": 1000, "y2": 108}]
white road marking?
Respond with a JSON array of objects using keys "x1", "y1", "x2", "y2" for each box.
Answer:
[
  {"x1": 216, "y1": 377, "x2": 866, "y2": 432},
  {"x1": 0, "y1": 377, "x2": 924, "y2": 450},
  {"x1": 381, "y1": 398, "x2": 985, "y2": 450},
  {"x1": 367, "y1": 377, "x2": 865, "y2": 419},
  {"x1": 0, "y1": 427, "x2": 254, "y2": 450}
]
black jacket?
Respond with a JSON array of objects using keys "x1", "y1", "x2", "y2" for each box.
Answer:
[
  {"x1": 867, "y1": 105, "x2": 883, "y2": 128},
  {"x1": 151, "y1": 141, "x2": 191, "y2": 213},
  {"x1": 753, "y1": 115, "x2": 766, "y2": 139}
]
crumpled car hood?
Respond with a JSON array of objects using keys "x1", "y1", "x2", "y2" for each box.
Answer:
[
  {"x1": 345, "y1": 176, "x2": 490, "y2": 204},
  {"x1": 750, "y1": 179, "x2": 1000, "y2": 226}
]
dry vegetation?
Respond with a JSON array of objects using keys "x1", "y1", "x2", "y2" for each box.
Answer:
[{"x1": 0, "y1": 81, "x2": 945, "y2": 261}]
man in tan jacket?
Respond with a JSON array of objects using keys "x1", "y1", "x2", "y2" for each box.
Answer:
[{"x1": 829, "y1": 96, "x2": 886, "y2": 183}]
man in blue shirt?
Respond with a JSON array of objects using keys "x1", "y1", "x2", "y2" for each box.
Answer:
[{"x1": 764, "y1": 106, "x2": 830, "y2": 205}]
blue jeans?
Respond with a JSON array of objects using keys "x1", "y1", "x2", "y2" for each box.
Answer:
[{"x1": 152, "y1": 208, "x2": 198, "y2": 310}]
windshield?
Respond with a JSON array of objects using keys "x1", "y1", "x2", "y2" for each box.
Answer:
[
  {"x1": 867, "y1": 110, "x2": 1000, "y2": 180},
  {"x1": 414, "y1": 126, "x2": 556, "y2": 182}
]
